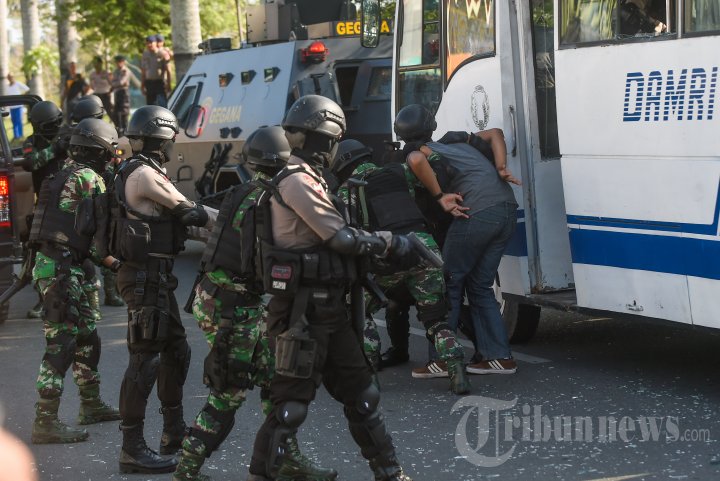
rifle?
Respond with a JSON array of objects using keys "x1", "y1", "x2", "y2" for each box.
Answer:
[{"x1": 407, "y1": 232, "x2": 444, "y2": 269}]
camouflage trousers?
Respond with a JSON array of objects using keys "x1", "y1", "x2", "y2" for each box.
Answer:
[
  {"x1": 34, "y1": 265, "x2": 100, "y2": 399},
  {"x1": 181, "y1": 281, "x2": 274, "y2": 460},
  {"x1": 364, "y1": 243, "x2": 464, "y2": 364}
]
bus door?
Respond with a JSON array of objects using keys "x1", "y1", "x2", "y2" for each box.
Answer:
[{"x1": 554, "y1": 0, "x2": 720, "y2": 325}]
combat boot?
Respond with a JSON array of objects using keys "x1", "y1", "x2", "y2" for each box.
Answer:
[
  {"x1": 31, "y1": 397, "x2": 89, "y2": 444},
  {"x1": 26, "y1": 300, "x2": 43, "y2": 319},
  {"x1": 448, "y1": 359, "x2": 471, "y2": 395},
  {"x1": 78, "y1": 383, "x2": 121, "y2": 425},
  {"x1": 160, "y1": 404, "x2": 187, "y2": 455},
  {"x1": 119, "y1": 422, "x2": 178, "y2": 474},
  {"x1": 276, "y1": 434, "x2": 338, "y2": 480},
  {"x1": 173, "y1": 451, "x2": 212, "y2": 481},
  {"x1": 369, "y1": 454, "x2": 413, "y2": 481},
  {"x1": 103, "y1": 271, "x2": 124, "y2": 306}
]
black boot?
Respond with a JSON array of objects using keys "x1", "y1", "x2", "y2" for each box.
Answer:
[
  {"x1": 119, "y1": 422, "x2": 178, "y2": 474},
  {"x1": 160, "y1": 405, "x2": 186, "y2": 455},
  {"x1": 379, "y1": 347, "x2": 409, "y2": 368},
  {"x1": 369, "y1": 453, "x2": 414, "y2": 481}
]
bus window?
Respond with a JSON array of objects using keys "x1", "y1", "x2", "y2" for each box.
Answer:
[
  {"x1": 684, "y1": 0, "x2": 720, "y2": 34},
  {"x1": 445, "y1": 0, "x2": 495, "y2": 81},
  {"x1": 367, "y1": 67, "x2": 392, "y2": 97},
  {"x1": 560, "y1": 0, "x2": 675, "y2": 45},
  {"x1": 396, "y1": 68, "x2": 442, "y2": 113},
  {"x1": 398, "y1": 0, "x2": 440, "y2": 67},
  {"x1": 531, "y1": 0, "x2": 559, "y2": 158}
]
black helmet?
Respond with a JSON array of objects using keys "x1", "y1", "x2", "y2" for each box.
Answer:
[
  {"x1": 282, "y1": 94, "x2": 346, "y2": 139},
  {"x1": 68, "y1": 118, "x2": 119, "y2": 172},
  {"x1": 330, "y1": 139, "x2": 373, "y2": 179},
  {"x1": 394, "y1": 104, "x2": 436, "y2": 142},
  {"x1": 243, "y1": 126, "x2": 291, "y2": 171},
  {"x1": 126, "y1": 105, "x2": 179, "y2": 140},
  {"x1": 71, "y1": 96, "x2": 105, "y2": 124},
  {"x1": 29, "y1": 100, "x2": 63, "y2": 136}
]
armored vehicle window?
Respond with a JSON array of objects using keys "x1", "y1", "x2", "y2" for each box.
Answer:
[
  {"x1": 336, "y1": 65, "x2": 360, "y2": 106},
  {"x1": 367, "y1": 67, "x2": 392, "y2": 97},
  {"x1": 172, "y1": 85, "x2": 199, "y2": 127}
]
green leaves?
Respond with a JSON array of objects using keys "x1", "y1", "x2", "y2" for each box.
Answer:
[{"x1": 22, "y1": 44, "x2": 58, "y2": 78}]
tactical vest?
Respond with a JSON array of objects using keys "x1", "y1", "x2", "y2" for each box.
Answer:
[
  {"x1": 200, "y1": 181, "x2": 263, "y2": 292},
  {"x1": 29, "y1": 165, "x2": 93, "y2": 256},
  {"x1": 259, "y1": 165, "x2": 355, "y2": 296},
  {"x1": 357, "y1": 162, "x2": 426, "y2": 234},
  {"x1": 109, "y1": 157, "x2": 186, "y2": 262}
]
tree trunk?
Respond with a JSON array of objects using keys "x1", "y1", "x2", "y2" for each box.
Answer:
[
  {"x1": 55, "y1": 0, "x2": 78, "y2": 98},
  {"x1": 20, "y1": 0, "x2": 45, "y2": 98},
  {"x1": 170, "y1": 0, "x2": 202, "y2": 84},
  {"x1": 0, "y1": 0, "x2": 8, "y2": 96}
]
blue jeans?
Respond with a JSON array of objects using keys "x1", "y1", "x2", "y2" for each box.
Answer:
[
  {"x1": 10, "y1": 107, "x2": 23, "y2": 139},
  {"x1": 443, "y1": 202, "x2": 517, "y2": 360}
]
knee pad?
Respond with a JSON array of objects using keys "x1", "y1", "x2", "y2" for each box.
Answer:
[
  {"x1": 75, "y1": 330, "x2": 101, "y2": 370},
  {"x1": 276, "y1": 401, "x2": 308, "y2": 429},
  {"x1": 43, "y1": 331, "x2": 77, "y2": 375},
  {"x1": 127, "y1": 352, "x2": 160, "y2": 399},
  {"x1": 355, "y1": 383, "x2": 380, "y2": 416},
  {"x1": 417, "y1": 301, "x2": 448, "y2": 329}
]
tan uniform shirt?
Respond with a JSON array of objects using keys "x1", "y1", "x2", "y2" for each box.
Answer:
[
  {"x1": 89, "y1": 70, "x2": 112, "y2": 94},
  {"x1": 111, "y1": 67, "x2": 130, "y2": 89},
  {"x1": 271, "y1": 156, "x2": 345, "y2": 249},
  {"x1": 141, "y1": 49, "x2": 165, "y2": 80}
]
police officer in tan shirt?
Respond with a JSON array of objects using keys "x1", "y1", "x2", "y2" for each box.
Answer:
[
  {"x1": 247, "y1": 95, "x2": 415, "y2": 481},
  {"x1": 111, "y1": 106, "x2": 214, "y2": 475}
]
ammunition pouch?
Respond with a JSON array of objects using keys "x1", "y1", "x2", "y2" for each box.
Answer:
[
  {"x1": 114, "y1": 217, "x2": 152, "y2": 263},
  {"x1": 128, "y1": 306, "x2": 170, "y2": 343},
  {"x1": 275, "y1": 320, "x2": 317, "y2": 380},
  {"x1": 75, "y1": 197, "x2": 96, "y2": 236}
]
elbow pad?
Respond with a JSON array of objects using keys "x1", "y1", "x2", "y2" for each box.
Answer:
[
  {"x1": 171, "y1": 200, "x2": 209, "y2": 227},
  {"x1": 327, "y1": 226, "x2": 387, "y2": 256}
]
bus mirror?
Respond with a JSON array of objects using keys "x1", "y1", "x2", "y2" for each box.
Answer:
[
  {"x1": 361, "y1": 0, "x2": 380, "y2": 48},
  {"x1": 185, "y1": 105, "x2": 206, "y2": 139}
]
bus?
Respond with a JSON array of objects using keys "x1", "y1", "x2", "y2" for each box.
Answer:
[{"x1": 362, "y1": 0, "x2": 720, "y2": 339}]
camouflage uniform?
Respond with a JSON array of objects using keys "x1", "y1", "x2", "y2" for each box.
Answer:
[
  {"x1": 174, "y1": 176, "x2": 273, "y2": 479},
  {"x1": 339, "y1": 162, "x2": 464, "y2": 367},
  {"x1": 32, "y1": 161, "x2": 104, "y2": 398}
]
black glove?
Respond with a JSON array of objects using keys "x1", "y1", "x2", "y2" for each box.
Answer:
[
  {"x1": 390, "y1": 235, "x2": 412, "y2": 257},
  {"x1": 109, "y1": 259, "x2": 122, "y2": 273},
  {"x1": 438, "y1": 131, "x2": 470, "y2": 144},
  {"x1": 389, "y1": 235, "x2": 421, "y2": 270}
]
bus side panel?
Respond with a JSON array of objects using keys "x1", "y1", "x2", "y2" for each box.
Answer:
[
  {"x1": 688, "y1": 277, "x2": 720, "y2": 329},
  {"x1": 555, "y1": 36, "x2": 720, "y2": 324}
]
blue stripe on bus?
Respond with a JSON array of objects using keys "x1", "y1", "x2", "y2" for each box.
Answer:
[
  {"x1": 569, "y1": 229, "x2": 720, "y2": 280},
  {"x1": 566, "y1": 182, "x2": 720, "y2": 236},
  {"x1": 505, "y1": 215, "x2": 528, "y2": 257}
]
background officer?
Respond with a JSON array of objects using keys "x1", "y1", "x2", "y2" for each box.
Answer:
[
  {"x1": 331, "y1": 139, "x2": 469, "y2": 394},
  {"x1": 29, "y1": 117, "x2": 121, "y2": 444},
  {"x1": 111, "y1": 106, "x2": 213, "y2": 474},
  {"x1": 247, "y1": 95, "x2": 413, "y2": 481},
  {"x1": 174, "y1": 126, "x2": 334, "y2": 481},
  {"x1": 111, "y1": 55, "x2": 131, "y2": 132}
]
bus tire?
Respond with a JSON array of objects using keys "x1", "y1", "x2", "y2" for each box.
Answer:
[{"x1": 503, "y1": 301, "x2": 540, "y2": 344}]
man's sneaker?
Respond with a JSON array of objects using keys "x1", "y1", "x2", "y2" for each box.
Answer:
[
  {"x1": 411, "y1": 360, "x2": 448, "y2": 379},
  {"x1": 467, "y1": 358, "x2": 517, "y2": 375}
]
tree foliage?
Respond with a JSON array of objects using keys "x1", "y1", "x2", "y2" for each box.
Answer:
[{"x1": 22, "y1": 43, "x2": 57, "y2": 77}]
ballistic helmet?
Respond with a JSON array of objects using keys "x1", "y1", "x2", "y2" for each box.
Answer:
[
  {"x1": 393, "y1": 104, "x2": 436, "y2": 142},
  {"x1": 69, "y1": 118, "x2": 119, "y2": 172},
  {"x1": 330, "y1": 139, "x2": 373, "y2": 179},
  {"x1": 71, "y1": 96, "x2": 105, "y2": 124},
  {"x1": 282, "y1": 94, "x2": 346, "y2": 139},
  {"x1": 243, "y1": 126, "x2": 291, "y2": 171},
  {"x1": 126, "y1": 105, "x2": 179, "y2": 141},
  {"x1": 28, "y1": 101, "x2": 63, "y2": 136}
]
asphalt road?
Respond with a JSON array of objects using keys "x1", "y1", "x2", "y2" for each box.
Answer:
[{"x1": 1, "y1": 242, "x2": 719, "y2": 481}]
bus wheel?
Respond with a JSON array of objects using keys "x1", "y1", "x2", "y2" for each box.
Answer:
[{"x1": 502, "y1": 301, "x2": 541, "y2": 344}]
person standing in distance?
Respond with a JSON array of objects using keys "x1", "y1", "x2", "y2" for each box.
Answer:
[
  {"x1": 5, "y1": 73, "x2": 30, "y2": 141},
  {"x1": 111, "y1": 55, "x2": 131, "y2": 132},
  {"x1": 111, "y1": 106, "x2": 213, "y2": 474}
]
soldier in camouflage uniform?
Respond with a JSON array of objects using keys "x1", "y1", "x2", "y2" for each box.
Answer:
[
  {"x1": 173, "y1": 126, "x2": 336, "y2": 481},
  {"x1": 30, "y1": 118, "x2": 122, "y2": 444},
  {"x1": 331, "y1": 139, "x2": 469, "y2": 395}
]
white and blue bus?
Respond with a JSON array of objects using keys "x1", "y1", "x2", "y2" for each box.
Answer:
[{"x1": 363, "y1": 0, "x2": 720, "y2": 338}]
